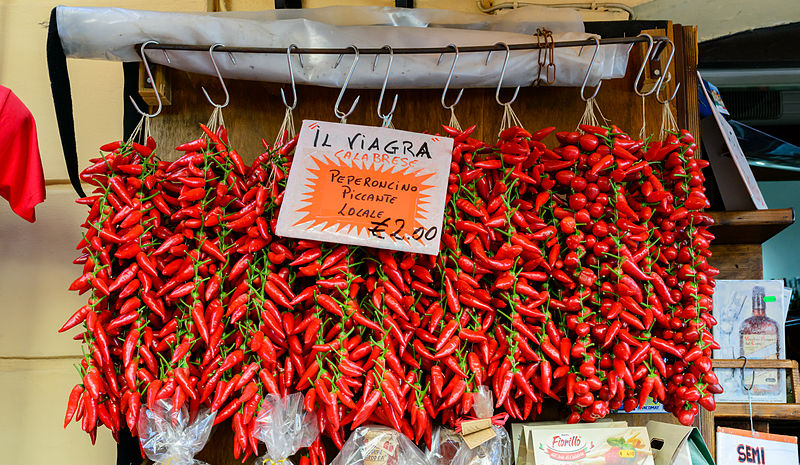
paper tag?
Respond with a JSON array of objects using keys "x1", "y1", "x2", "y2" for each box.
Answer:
[
  {"x1": 363, "y1": 430, "x2": 399, "y2": 465},
  {"x1": 276, "y1": 120, "x2": 453, "y2": 255},
  {"x1": 460, "y1": 419, "x2": 496, "y2": 449},
  {"x1": 261, "y1": 459, "x2": 288, "y2": 465}
]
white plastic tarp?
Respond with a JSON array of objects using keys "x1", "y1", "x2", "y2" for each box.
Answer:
[{"x1": 56, "y1": 5, "x2": 633, "y2": 89}]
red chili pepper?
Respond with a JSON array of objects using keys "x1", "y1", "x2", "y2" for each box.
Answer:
[
  {"x1": 64, "y1": 385, "x2": 84, "y2": 427},
  {"x1": 651, "y1": 337, "x2": 682, "y2": 358}
]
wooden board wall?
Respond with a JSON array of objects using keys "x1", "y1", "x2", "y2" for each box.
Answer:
[{"x1": 149, "y1": 31, "x2": 680, "y2": 161}]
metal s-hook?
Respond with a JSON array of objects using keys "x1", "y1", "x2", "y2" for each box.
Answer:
[
  {"x1": 280, "y1": 44, "x2": 300, "y2": 111},
  {"x1": 488, "y1": 42, "x2": 520, "y2": 106},
  {"x1": 375, "y1": 45, "x2": 399, "y2": 125},
  {"x1": 633, "y1": 34, "x2": 658, "y2": 96},
  {"x1": 440, "y1": 44, "x2": 464, "y2": 111},
  {"x1": 655, "y1": 72, "x2": 681, "y2": 104},
  {"x1": 654, "y1": 38, "x2": 680, "y2": 104},
  {"x1": 654, "y1": 37, "x2": 677, "y2": 87},
  {"x1": 579, "y1": 36, "x2": 602, "y2": 102},
  {"x1": 129, "y1": 40, "x2": 163, "y2": 118},
  {"x1": 201, "y1": 43, "x2": 233, "y2": 109},
  {"x1": 738, "y1": 355, "x2": 757, "y2": 433},
  {"x1": 334, "y1": 45, "x2": 360, "y2": 121}
]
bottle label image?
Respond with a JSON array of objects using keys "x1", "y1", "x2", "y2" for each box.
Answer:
[{"x1": 741, "y1": 333, "x2": 778, "y2": 359}]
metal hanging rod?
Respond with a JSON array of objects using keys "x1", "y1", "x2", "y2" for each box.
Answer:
[{"x1": 141, "y1": 35, "x2": 666, "y2": 56}]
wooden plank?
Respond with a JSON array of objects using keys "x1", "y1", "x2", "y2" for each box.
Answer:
[
  {"x1": 713, "y1": 359, "x2": 798, "y2": 369},
  {"x1": 710, "y1": 209, "x2": 795, "y2": 229},
  {"x1": 716, "y1": 419, "x2": 771, "y2": 432},
  {"x1": 709, "y1": 209, "x2": 794, "y2": 244},
  {"x1": 682, "y1": 26, "x2": 700, "y2": 150},
  {"x1": 150, "y1": 34, "x2": 676, "y2": 165},
  {"x1": 709, "y1": 244, "x2": 763, "y2": 280},
  {"x1": 713, "y1": 403, "x2": 800, "y2": 420},
  {"x1": 699, "y1": 408, "x2": 715, "y2": 458},
  {"x1": 713, "y1": 359, "x2": 800, "y2": 402},
  {"x1": 672, "y1": 24, "x2": 685, "y2": 131},
  {"x1": 138, "y1": 64, "x2": 172, "y2": 107},
  {"x1": 609, "y1": 412, "x2": 686, "y2": 428}
]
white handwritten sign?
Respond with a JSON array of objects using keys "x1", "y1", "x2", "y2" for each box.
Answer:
[
  {"x1": 275, "y1": 120, "x2": 453, "y2": 255},
  {"x1": 717, "y1": 427, "x2": 798, "y2": 465}
]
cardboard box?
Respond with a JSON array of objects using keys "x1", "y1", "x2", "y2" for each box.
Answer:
[{"x1": 646, "y1": 421, "x2": 714, "y2": 465}]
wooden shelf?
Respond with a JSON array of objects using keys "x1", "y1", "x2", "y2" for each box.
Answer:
[
  {"x1": 708, "y1": 208, "x2": 794, "y2": 244},
  {"x1": 702, "y1": 358, "x2": 800, "y2": 457},
  {"x1": 712, "y1": 359, "x2": 800, "y2": 402},
  {"x1": 714, "y1": 403, "x2": 800, "y2": 420},
  {"x1": 713, "y1": 359, "x2": 798, "y2": 369}
]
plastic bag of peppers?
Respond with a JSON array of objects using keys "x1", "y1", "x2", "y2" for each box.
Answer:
[{"x1": 61, "y1": 120, "x2": 720, "y2": 463}]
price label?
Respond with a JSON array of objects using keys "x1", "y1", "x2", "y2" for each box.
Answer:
[{"x1": 276, "y1": 120, "x2": 453, "y2": 255}]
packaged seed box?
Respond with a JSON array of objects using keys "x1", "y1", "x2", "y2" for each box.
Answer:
[{"x1": 530, "y1": 426, "x2": 655, "y2": 465}]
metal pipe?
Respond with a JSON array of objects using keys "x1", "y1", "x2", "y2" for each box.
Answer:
[
  {"x1": 475, "y1": 1, "x2": 636, "y2": 20},
  {"x1": 141, "y1": 35, "x2": 664, "y2": 57}
]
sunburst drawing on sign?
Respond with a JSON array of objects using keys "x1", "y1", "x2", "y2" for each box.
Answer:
[
  {"x1": 276, "y1": 120, "x2": 453, "y2": 254},
  {"x1": 293, "y1": 155, "x2": 437, "y2": 244}
]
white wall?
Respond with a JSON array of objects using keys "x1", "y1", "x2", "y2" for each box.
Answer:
[
  {"x1": 0, "y1": 186, "x2": 117, "y2": 464},
  {"x1": 759, "y1": 181, "x2": 800, "y2": 280},
  {"x1": 0, "y1": 2, "x2": 206, "y2": 463},
  {"x1": 634, "y1": 0, "x2": 800, "y2": 41}
]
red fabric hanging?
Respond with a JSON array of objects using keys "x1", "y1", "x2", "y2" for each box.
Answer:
[{"x1": 0, "y1": 86, "x2": 46, "y2": 222}]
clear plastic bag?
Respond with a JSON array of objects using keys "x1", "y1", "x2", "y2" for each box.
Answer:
[
  {"x1": 138, "y1": 398, "x2": 217, "y2": 465},
  {"x1": 451, "y1": 386, "x2": 511, "y2": 465},
  {"x1": 331, "y1": 425, "x2": 429, "y2": 465},
  {"x1": 252, "y1": 393, "x2": 319, "y2": 465},
  {"x1": 426, "y1": 427, "x2": 463, "y2": 465}
]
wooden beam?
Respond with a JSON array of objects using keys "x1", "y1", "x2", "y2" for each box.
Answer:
[
  {"x1": 708, "y1": 208, "x2": 794, "y2": 244},
  {"x1": 710, "y1": 244, "x2": 763, "y2": 280},
  {"x1": 713, "y1": 359, "x2": 798, "y2": 369},
  {"x1": 714, "y1": 403, "x2": 800, "y2": 420}
]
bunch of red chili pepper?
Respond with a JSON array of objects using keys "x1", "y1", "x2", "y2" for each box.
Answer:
[
  {"x1": 62, "y1": 119, "x2": 719, "y2": 463},
  {"x1": 477, "y1": 124, "x2": 720, "y2": 426},
  {"x1": 434, "y1": 123, "x2": 719, "y2": 430}
]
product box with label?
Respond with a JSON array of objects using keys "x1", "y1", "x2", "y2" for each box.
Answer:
[
  {"x1": 513, "y1": 421, "x2": 627, "y2": 464},
  {"x1": 526, "y1": 424, "x2": 655, "y2": 465}
]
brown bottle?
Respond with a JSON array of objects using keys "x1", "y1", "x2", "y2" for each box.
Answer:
[{"x1": 739, "y1": 286, "x2": 781, "y2": 395}]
